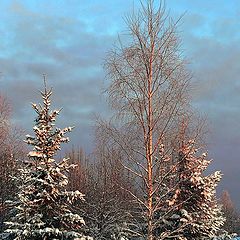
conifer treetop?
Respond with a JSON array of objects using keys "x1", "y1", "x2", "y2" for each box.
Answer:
[{"x1": 26, "y1": 79, "x2": 73, "y2": 162}]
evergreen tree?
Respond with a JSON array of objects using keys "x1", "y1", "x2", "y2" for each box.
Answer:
[
  {"x1": 161, "y1": 140, "x2": 225, "y2": 240},
  {"x1": 5, "y1": 82, "x2": 92, "y2": 240}
]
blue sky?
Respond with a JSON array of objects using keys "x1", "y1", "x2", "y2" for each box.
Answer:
[{"x1": 0, "y1": 0, "x2": 240, "y2": 206}]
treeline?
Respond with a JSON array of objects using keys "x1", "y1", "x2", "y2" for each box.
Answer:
[
  {"x1": 68, "y1": 147, "x2": 240, "y2": 239},
  {"x1": 0, "y1": 92, "x2": 239, "y2": 239},
  {"x1": 0, "y1": 0, "x2": 240, "y2": 239}
]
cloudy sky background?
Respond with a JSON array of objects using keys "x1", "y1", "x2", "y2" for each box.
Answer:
[{"x1": 0, "y1": 0, "x2": 240, "y2": 206}]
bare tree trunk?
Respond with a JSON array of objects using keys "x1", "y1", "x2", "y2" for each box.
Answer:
[{"x1": 147, "y1": 43, "x2": 154, "y2": 240}]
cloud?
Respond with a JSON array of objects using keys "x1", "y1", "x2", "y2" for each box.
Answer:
[
  {"x1": 0, "y1": 1, "x2": 115, "y2": 152},
  {"x1": 1, "y1": 0, "x2": 240, "y2": 206}
]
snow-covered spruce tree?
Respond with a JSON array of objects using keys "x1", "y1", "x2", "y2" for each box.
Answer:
[
  {"x1": 5, "y1": 83, "x2": 92, "y2": 240},
  {"x1": 159, "y1": 140, "x2": 225, "y2": 240}
]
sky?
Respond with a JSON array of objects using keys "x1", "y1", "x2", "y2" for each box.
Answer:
[{"x1": 0, "y1": 0, "x2": 240, "y2": 206}]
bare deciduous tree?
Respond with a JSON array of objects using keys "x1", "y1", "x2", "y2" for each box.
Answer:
[
  {"x1": 0, "y1": 96, "x2": 25, "y2": 231},
  {"x1": 220, "y1": 190, "x2": 240, "y2": 235},
  {"x1": 68, "y1": 143, "x2": 135, "y2": 239},
  {"x1": 101, "y1": 1, "x2": 191, "y2": 239},
  {"x1": 99, "y1": 0, "x2": 224, "y2": 239}
]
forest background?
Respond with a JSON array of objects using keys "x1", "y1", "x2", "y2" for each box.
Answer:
[{"x1": 0, "y1": 0, "x2": 240, "y2": 238}]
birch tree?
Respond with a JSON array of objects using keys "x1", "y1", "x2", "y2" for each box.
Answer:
[
  {"x1": 102, "y1": 1, "x2": 191, "y2": 239},
  {"x1": 99, "y1": 0, "x2": 226, "y2": 239}
]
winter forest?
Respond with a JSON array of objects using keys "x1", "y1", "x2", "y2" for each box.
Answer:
[{"x1": 0, "y1": 0, "x2": 240, "y2": 239}]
